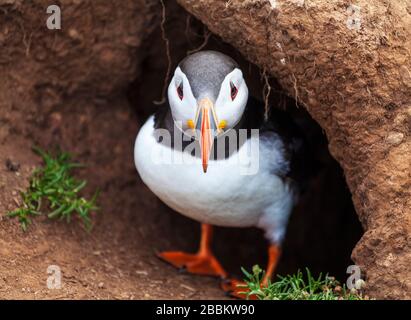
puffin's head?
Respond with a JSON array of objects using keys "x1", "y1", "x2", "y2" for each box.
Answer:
[{"x1": 167, "y1": 50, "x2": 249, "y2": 173}]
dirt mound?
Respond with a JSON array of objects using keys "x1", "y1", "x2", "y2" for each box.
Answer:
[{"x1": 177, "y1": 0, "x2": 411, "y2": 299}]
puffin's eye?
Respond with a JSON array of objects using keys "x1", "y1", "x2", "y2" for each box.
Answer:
[
  {"x1": 177, "y1": 84, "x2": 184, "y2": 100},
  {"x1": 230, "y1": 82, "x2": 238, "y2": 101}
]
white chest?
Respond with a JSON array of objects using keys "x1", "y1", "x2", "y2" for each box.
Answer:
[{"x1": 134, "y1": 116, "x2": 292, "y2": 228}]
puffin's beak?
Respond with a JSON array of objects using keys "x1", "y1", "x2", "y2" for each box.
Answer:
[{"x1": 195, "y1": 98, "x2": 218, "y2": 173}]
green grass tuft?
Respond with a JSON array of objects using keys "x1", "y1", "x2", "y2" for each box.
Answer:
[
  {"x1": 241, "y1": 265, "x2": 363, "y2": 300},
  {"x1": 7, "y1": 147, "x2": 99, "y2": 231}
]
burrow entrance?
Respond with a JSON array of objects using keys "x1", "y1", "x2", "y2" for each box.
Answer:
[{"x1": 128, "y1": 2, "x2": 363, "y2": 281}]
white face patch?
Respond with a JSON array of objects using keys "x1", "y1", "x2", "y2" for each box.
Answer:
[
  {"x1": 214, "y1": 68, "x2": 248, "y2": 130},
  {"x1": 167, "y1": 67, "x2": 197, "y2": 132}
]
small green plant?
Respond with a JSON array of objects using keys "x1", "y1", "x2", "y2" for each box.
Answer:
[
  {"x1": 241, "y1": 265, "x2": 363, "y2": 300},
  {"x1": 7, "y1": 147, "x2": 98, "y2": 231}
]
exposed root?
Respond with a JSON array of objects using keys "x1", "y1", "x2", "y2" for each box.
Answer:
[
  {"x1": 262, "y1": 68, "x2": 272, "y2": 121},
  {"x1": 153, "y1": 0, "x2": 172, "y2": 105},
  {"x1": 187, "y1": 27, "x2": 211, "y2": 55},
  {"x1": 291, "y1": 73, "x2": 299, "y2": 108}
]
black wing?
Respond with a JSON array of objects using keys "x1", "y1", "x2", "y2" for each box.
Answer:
[{"x1": 242, "y1": 96, "x2": 314, "y2": 193}]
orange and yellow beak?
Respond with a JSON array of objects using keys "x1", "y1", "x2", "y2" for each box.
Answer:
[{"x1": 195, "y1": 98, "x2": 219, "y2": 173}]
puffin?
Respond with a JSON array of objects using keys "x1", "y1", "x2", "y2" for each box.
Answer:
[{"x1": 134, "y1": 50, "x2": 308, "y2": 298}]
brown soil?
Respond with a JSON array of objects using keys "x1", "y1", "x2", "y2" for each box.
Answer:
[
  {"x1": 0, "y1": 100, "x2": 224, "y2": 299},
  {"x1": 0, "y1": 0, "x2": 364, "y2": 299}
]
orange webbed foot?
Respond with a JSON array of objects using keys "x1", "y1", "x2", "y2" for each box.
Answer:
[
  {"x1": 221, "y1": 278, "x2": 258, "y2": 300},
  {"x1": 158, "y1": 251, "x2": 227, "y2": 278},
  {"x1": 220, "y1": 244, "x2": 281, "y2": 299}
]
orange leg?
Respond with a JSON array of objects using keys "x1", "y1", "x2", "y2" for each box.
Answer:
[
  {"x1": 158, "y1": 224, "x2": 227, "y2": 278},
  {"x1": 221, "y1": 244, "x2": 281, "y2": 299}
]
